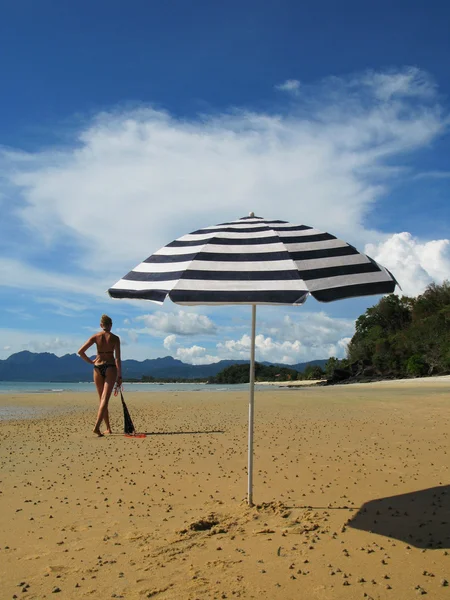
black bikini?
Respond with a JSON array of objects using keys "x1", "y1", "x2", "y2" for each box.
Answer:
[
  {"x1": 94, "y1": 363, "x2": 115, "y2": 378},
  {"x1": 94, "y1": 351, "x2": 116, "y2": 379}
]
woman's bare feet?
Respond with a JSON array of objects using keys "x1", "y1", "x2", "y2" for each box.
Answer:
[
  {"x1": 93, "y1": 428, "x2": 104, "y2": 437},
  {"x1": 104, "y1": 429, "x2": 112, "y2": 435}
]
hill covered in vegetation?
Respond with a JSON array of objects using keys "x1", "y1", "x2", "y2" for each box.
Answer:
[{"x1": 325, "y1": 281, "x2": 450, "y2": 383}]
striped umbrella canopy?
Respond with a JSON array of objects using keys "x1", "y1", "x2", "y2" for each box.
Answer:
[{"x1": 109, "y1": 214, "x2": 397, "y2": 504}]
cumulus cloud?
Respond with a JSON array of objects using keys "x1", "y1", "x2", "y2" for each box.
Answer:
[
  {"x1": 216, "y1": 333, "x2": 304, "y2": 364},
  {"x1": 136, "y1": 310, "x2": 217, "y2": 335},
  {"x1": 217, "y1": 335, "x2": 330, "y2": 365},
  {"x1": 1, "y1": 67, "x2": 448, "y2": 292},
  {"x1": 163, "y1": 334, "x2": 177, "y2": 351},
  {"x1": 366, "y1": 233, "x2": 450, "y2": 297},
  {"x1": 338, "y1": 337, "x2": 352, "y2": 353},
  {"x1": 174, "y1": 345, "x2": 220, "y2": 365},
  {"x1": 162, "y1": 334, "x2": 219, "y2": 364}
]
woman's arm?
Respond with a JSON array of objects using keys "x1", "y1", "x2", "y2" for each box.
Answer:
[
  {"x1": 77, "y1": 336, "x2": 96, "y2": 365},
  {"x1": 115, "y1": 336, "x2": 122, "y2": 382}
]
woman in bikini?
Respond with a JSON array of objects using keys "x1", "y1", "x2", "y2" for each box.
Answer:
[{"x1": 78, "y1": 314, "x2": 122, "y2": 436}]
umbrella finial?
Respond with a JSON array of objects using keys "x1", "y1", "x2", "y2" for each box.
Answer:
[{"x1": 249, "y1": 211, "x2": 255, "y2": 217}]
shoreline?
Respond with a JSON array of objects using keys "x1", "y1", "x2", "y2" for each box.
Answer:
[
  {"x1": 1, "y1": 375, "x2": 449, "y2": 421},
  {"x1": 1, "y1": 373, "x2": 449, "y2": 387},
  {"x1": 257, "y1": 373, "x2": 450, "y2": 387}
]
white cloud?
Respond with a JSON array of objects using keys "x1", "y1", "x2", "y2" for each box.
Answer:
[
  {"x1": 365, "y1": 232, "x2": 450, "y2": 297},
  {"x1": 1, "y1": 67, "x2": 448, "y2": 293},
  {"x1": 217, "y1": 333, "x2": 299, "y2": 363},
  {"x1": 275, "y1": 79, "x2": 301, "y2": 94},
  {"x1": 338, "y1": 337, "x2": 352, "y2": 353},
  {"x1": 214, "y1": 311, "x2": 356, "y2": 363},
  {"x1": 266, "y1": 312, "x2": 355, "y2": 346},
  {"x1": 361, "y1": 67, "x2": 436, "y2": 100},
  {"x1": 174, "y1": 345, "x2": 220, "y2": 365},
  {"x1": 163, "y1": 334, "x2": 177, "y2": 351},
  {"x1": 162, "y1": 334, "x2": 219, "y2": 364},
  {"x1": 217, "y1": 333, "x2": 327, "y2": 364},
  {"x1": 136, "y1": 310, "x2": 217, "y2": 335}
]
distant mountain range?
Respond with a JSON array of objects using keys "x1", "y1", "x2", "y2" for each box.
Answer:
[{"x1": 0, "y1": 351, "x2": 328, "y2": 382}]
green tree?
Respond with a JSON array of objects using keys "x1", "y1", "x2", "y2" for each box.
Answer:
[
  {"x1": 406, "y1": 354, "x2": 428, "y2": 377},
  {"x1": 346, "y1": 282, "x2": 450, "y2": 378},
  {"x1": 325, "y1": 357, "x2": 340, "y2": 379},
  {"x1": 303, "y1": 365, "x2": 324, "y2": 380},
  {"x1": 209, "y1": 363, "x2": 300, "y2": 384}
]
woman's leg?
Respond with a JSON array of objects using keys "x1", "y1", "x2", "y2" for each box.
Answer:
[
  {"x1": 102, "y1": 369, "x2": 115, "y2": 433},
  {"x1": 93, "y1": 368, "x2": 105, "y2": 436},
  {"x1": 93, "y1": 367, "x2": 116, "y2": 435}
]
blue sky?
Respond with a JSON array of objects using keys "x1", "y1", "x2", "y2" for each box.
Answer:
[{"x1": 1, "y1": 0, "x2": 449, "y2": 364}]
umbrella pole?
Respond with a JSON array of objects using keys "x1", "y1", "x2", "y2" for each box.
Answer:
[{"x1": 248, "y1": 304, "x2": 256, "y2": 506}]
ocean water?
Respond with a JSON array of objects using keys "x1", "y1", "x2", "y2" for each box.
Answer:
[
  {"x1": 0, "y1": 381, "x2": 252, "y2": 394},
  {"x1": 0, "y1": 381, "x2": 256, "y2": 421},
  {"x1": 0, "y1": 381, "x2": 96, "y2": 394}
]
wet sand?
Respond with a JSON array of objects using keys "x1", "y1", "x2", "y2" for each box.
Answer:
[{"x1": 1, "y1": 380, "x2": 450, "y2": 599}]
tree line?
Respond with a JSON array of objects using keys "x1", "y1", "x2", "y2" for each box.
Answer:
[
  {"x1": 208, "y1": 363, "x2": 324, "y2": 384},
  {"x1": 325, "y1": 281, "x2": 450, "y2": 380}
]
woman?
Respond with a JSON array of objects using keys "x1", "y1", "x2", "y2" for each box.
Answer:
[{"x1": 78, "y1": 314, "x2": 122, "y2": 436}]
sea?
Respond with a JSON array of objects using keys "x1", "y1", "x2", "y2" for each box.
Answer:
[
  {"x1": 0, "y1": 381, "x2": 255, "y2": 394},
  {"x1": 0, "y1": 381, "x2": 260, "y2": 421}
]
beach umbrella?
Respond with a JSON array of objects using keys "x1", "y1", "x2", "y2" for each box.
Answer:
[{"x1": 108, "y1": 213, "x2": 397, "y2": 505}]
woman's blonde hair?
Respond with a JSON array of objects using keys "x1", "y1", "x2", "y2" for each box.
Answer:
[{"x1": 100, "y1": 314, "x2": 112, "y2": 327}]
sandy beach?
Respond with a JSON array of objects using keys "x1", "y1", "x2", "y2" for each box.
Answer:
[{"x1": 1, "y1": 380, "x2": 450, "y2": 599}]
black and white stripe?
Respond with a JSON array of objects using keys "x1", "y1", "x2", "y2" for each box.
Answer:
[{"x1": 108, "y1": 215, "x2": 397, "y2": 304}]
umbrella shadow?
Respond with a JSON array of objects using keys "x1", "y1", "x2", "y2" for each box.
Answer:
[
  {"x1": 109, "y1": 430, "x2": 224, "y2": 436},
  {"x1": 347, "y1": 485, "x2": 450, "y2": 549},
  {"x1": 141, "y1": 430, "x2": 224, "y2": 435}
]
